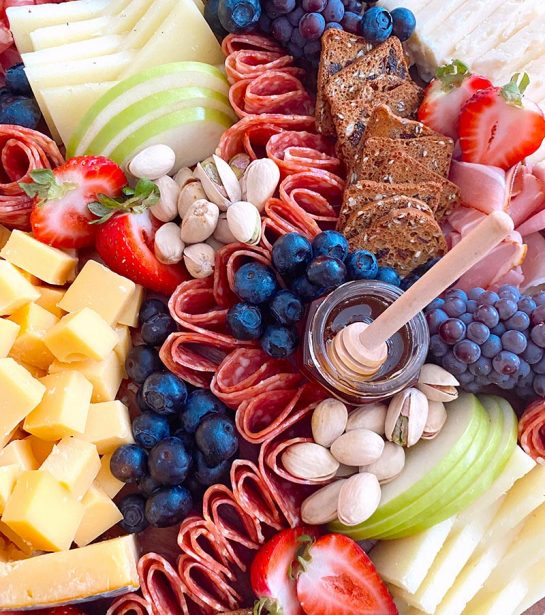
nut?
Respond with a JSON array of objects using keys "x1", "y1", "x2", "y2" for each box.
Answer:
[
  {"x1": 417, "y1": 364, "x2": 460, "y2": 402},
  {"x1": 213, "y1": 155, "x2": 242, "y2": 203},
  {"x1": 178, "y1": 181, "x2": 207, "y2": 219},
  {"x1": 173, "y1": 166, "x2": 196, "y2": 190},
  {"x1": 214, "y1": 213, "x2": 238, "y2": 244},
  {"x1": 229, "y1": 153, "x2": 251, "y2": 179},
  {"x1": 385, "y1": 387, "x2": 429, "y2": 448},
  {"x1": 346, "y1": 403, "x2": 388, "y2": 435},
  {"x1": 241, "y1": 158, "x2": 280, "y2": 212},
  {"x1": 311, "y1": 398, "x2": 348, "y2": 447},
  {"x1": 154, "y1": 222, "x2": 184, "y2": 264},
  {"x1": 422, "y1": 400, "x2": 447, "y2": 439},
  {"x1": 360, "y1": 441, "x2": 405, "y2": 484},
  {"x1": 205, "y1": 236, "x2": 224, "y2": 252},
  {"x1": 337, "y1": 472, "x2": 381, "y2": 526},
  {"x1": 226, "y1": 201, "x2": 261, "y2": 245},
  {"x1": 150, "y1": 175, "x2": 180, "y2": 222},
  {"x1": 128, "y1": 144, "x2": 176, "y2": 179},
  {"x1": 335, "y1": 463, "x2": 358, "y2": 478},
  {"x1": 281, "y1": 442, "x2": 339, "y2": 480},
  {"x1": 180, "y1": 199, "x2": 219, "y2": 244},
  {"x1": 301, "y1": 479, "x2": 346, "y2": 525},
  {"x1": 183, "y1": 243, "x2": 215, "y2": 279},
  {"x1": 330, "y1": 429, "x2": 384, "y2": 467},
  {"x1": 194, "y1": 156, "x2": 239, "y2": 210}
]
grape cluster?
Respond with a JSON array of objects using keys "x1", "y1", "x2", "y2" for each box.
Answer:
[{"x1": 425, "y1": 285, "x2": 545, "y2": 400}]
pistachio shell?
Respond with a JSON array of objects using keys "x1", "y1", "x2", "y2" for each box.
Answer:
[
  {"x1": 346, "y1": 403, "x2": 388, "y2": 435},
  {"x1": 178, "y1": 181, "x2": 207, "y2": 218},
  {"x1": 337, "y1": 472, "x2": 381, "y2": 526},
  {"x1": 226, "y1": 201, "x2": 261, "y2": 245},
  {"x1": 281, "y1": 442, "x2": 339, "y2": 480},
  {"x1": 330, "y1": 429, "x2": 384, "y2": 467},
  {"x1": 301, "y1": 479, "x2": 346, "y2": 525},
  {"x1": 154, "y1": 222, "x2": 184, "y2": 264},
  {"x1": 422, "y1": 400, "x2": 447, "y2": 439},
  {"x1": 180, "y1": 199, "x2": 219, "y2": 244},
  {"x1": 183, "y1": 243, "x2": 215, "y2": 278},
  {"x1": 229, "y1": 153, "x2": 251, "y2": 179},
  {"x1": 241, "y1": 158, "x2": 280, "y2": 212},
  {"x1": 214, "y1": 213, "x2": 238, "y2": 244},
  {"x1": 385, "y1": 388, "x2": 429, "y2": 447},
  {"x1": 128, "y1": 144, "x2": 176, "y2": 179},
  {"x1": 360, "y1": 441, "x2": 405, "y2": 484},
  {"x1": 150, "y1": 175, "x2": 180, "y2": 222},
  {"x1": 311, "y1": 398, "x2": 348, "y2": 447},
  {"x1": 194, "y1": 159, "x2": 230, "y2": 210},
  {"x1": 213, "y1": 155, "x2": 242, "y2": 203},
  {"x1": 417, "y1": 364, "x2": 460, "y2": 402},
  {"x1": 173, "y1": 166, "x2": 196, "y2": 190}
]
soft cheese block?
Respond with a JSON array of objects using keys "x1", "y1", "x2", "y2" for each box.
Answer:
[
  {"x1": 0, "y1": 230, "x2": 78, "y2": 286},
  {"x1": 117, "y1": 283, "x2": 144, "y2": 327},
  {"x1": 82, "y1": 400, "x2": 133, "y2": 454},
  {"x1": 0, "y1": 318, "x2": 20, "y2": 357},
  {"x1": 0, "y1": 261, "x2": 40, "y2": 316},
  {"x1": 8, "y1": 302, "x2": 59, "y2": 370},
  {"x1": 0, "y1": 439, "x2": 39, "y2": 470},
  {"x1": 74, "y1": 484, "x2": 122, "y2": 547},
  {"x1": 35, "y1": 285, "x2": 66, "y2": 319},
  {"x1": 0, "y1": 465, "x2": 22, "y2": 514},
  {"x1": 95, "y1": 452, "x2": 124, "y2": 498}
]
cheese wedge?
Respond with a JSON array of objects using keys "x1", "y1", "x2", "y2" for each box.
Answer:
[{"x1": 466, "y1": 576, "x2": 527, "y2": 615}]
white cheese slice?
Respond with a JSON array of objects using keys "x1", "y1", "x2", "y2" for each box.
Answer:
[
  {"x1": 22, "y1": 35, "x2": 124, "y2": 67},
  {"x1": 121, "y1": 0, "x2": 179, "y2": 49},
  {"x1": 465, "y1": 576, "x2": 527, "y2": 615},
  {"x1": 513, "y1": 557, "x2": 545, "y2": 615},
  {"x1": 521, "y1": 57, "x2": 545, "y2": 103}
]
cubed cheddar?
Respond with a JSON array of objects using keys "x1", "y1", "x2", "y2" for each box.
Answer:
[
  {"x1": 114, "y1": 324, "x2": 132, "y2": 373},
  {"x1": 74, "y1": 484, "x2": 123, "y2": 547},
  {"x1": 35, "y1": 285, "x2": 66, "y2": 319},
  {"x1": 24, "y1": 371, "x2": 92, "y2": 441},
  {"x1": 81, "y1": 400, "x2": 133, "y2": 454},
  {"x1": 0, "y1": 439, "x2": 39, "y2": 470},
  {"x1": 44, "y1": 307, "x2": 118, "y2": 363},
  {"x1": 48, "y1": 351, "x2": 123, "y2": 402},
  {"x1": 41, "y1": 437, "x2": 100, "y2": 500},
  {"x1": 0, "y1": 531, "x2": 30, "y2": 562},
  {"x1": 8, "y1": 303, "x2": 59, "y2": 369},
  {"x1": 13, "y1": 266, "x2": 41, "y2": 286},
  {"x1": 17, "y1": 361, "x2": 47, "y2": 379},
  {"x1": 2, "y1": 470, "x2": 84, "y2": 552},
  {"x1": 0, "y1": 520, "x2": 33, "y2": 555},
  {"x1": 0, "y1": 230, "x2": 78, "y2": 285},
  {"x1": 0, "y1": 318, "x2": 20, "y2": 357},
  {"x1": 24, "y1": 435, "x2": 56, "y2": 465},
  {"x1": 0, "y1": 424, "x2": 23, "y2": 450},
  {"x1": 117, "y1": 284, "x2": 144, "y2": 327},
  {"x1": 0, "y1": 261, "x2": 40, "y2": 316},
  {"x1": 0, "y1": 465, "x2": 22, "y2": 514},
  {"x1": 57, "y1": 260, "x2": 136, "y2": 324},
  {"x1": 0, "y1": 223, "x2": 11, "y2": 249},
  {"x1": 0, "y1": 358, "x2": 45, "y2": 442},
  {"x1": 95, "y1": 453, "x2": 124, "y2": 498}
]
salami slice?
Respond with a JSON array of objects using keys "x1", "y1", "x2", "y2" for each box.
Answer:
[
  {"x1": 225, "y1": 50, "x2": 303, "y2": 85},
  {"x1": 519, "y1": 399, "x2": 545, "y2": 464},
  {"x1": 264, "y1": 195, "x2": 322, "y2": 239},
  {"x1": 106, "y1": 594, "x2": 153, "y2": 615},
  {"x1": 260, "y1": 211, "x2": 298, "y2": 251},
  {"x1": 222, "y1": 33, "x2": 284, "y2": 56},
  {"x1": 266, "y1": 131, "x2": 342, "y2": 176},
  {"x1": 138, "y1": 553, "x2": 189, "y2": 615}
]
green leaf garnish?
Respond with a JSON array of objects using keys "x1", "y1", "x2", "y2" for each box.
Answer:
[
  {"x1": 18, "y1": 168, "x2": 77, "y2": 206},
  {"x1": 88, "y1": 178, "x2": 160, "y2": 224},
  {"x1": 502, "y1": 73, "x2": 531, "y2": 107},
  {"x1": 435, "y1": 60, "x2": 471, "y2": 92}
]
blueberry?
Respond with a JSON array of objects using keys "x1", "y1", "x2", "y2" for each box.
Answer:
[
  {"x1": 148, "y1": 437, "x2": 192, "y2": 485},
  {"x1": 345, "y1": 250, "x2": 378, "y2": 280},
  {"x1": 376, "y1": 266, "x2": 401, "y2": 286},
  {"x1": 307, "y1": 255, "x2": 346, "y2": 288},
  {"x1": 390, "y1": 7, "x2": 416, "y2": 41},
  {"x1": 290, "y1": 275, "x2": 324, "y2": 301},
  {"x1": 311, "y1": 230, "x2": 349, "y2": 261},
  {"x1": 400, "y1": 272, "x2": 420, "y2": 291},
  {"x1": 139, "y1": 298, "x2": 169, "y2": 326},
  {"x1": 141, "y1": 372, "x2": 188, "y2": 415},
  {"x1": 272, "y1": 233, "x2": 313, "y2": 277},
  {"x1": 126, "y1": 345, "x2": 163, "y2": 384},
  {"x1": 234, "y1": 262, "x2": 278, "y2": 304},
  {"x1": 195, "y1": 450, "x2": 231, "y2": 486},
  {"x1": 0, "y1": 97, "x2": 41, "y2": 130},
  {"x1": 118, "y1": 494, "x2": 149, "y2": 534},
  {"x1": 270, "y1": 290, "x2": 304, "y2": 326},
  {"x1": 140, "y1": 312, "x2": 177, "y2": 346},
  {"x1": 173, "y1": 428, "x2": 196, "y2": 451},
  {"x1": 195, "y1": 414, "x2": 239, "y2": 467},
  {"x1": 136, "y1": 386, "x2": 151, "y2": 412},
  {"x1": 227, "y1": 302, "x2": 263, "y2": 340},
  {"x1": 145, "y1": 485, "x2": 193, "y2": 528},
  {"x1": 137, "y1": 474, "x2": 161, "y2": 497},
  {"x1": 204, "y1": 0, "x2": 228, "y2": 37},
  {"x1": 110, "y1": 444, "x2": 148, "y2": 484},
  {"x1": 218, "y1": 0, "x2": 261, "y2": 33},
  {"x1": 5, "y1": 63, "x2": 32, "y2": 96},
  {"x1": 181, "y1": 389, "x2": 227, "y2": 433},
  {"x1": 132, "y1": 412, "x2": 171, "y2": 449},
  {"x1": 360, "y1": 6, "x2": 392, "y2": 43},
  {"x1": 260, "y1": 324, "x2": 298, "y2": 358}
]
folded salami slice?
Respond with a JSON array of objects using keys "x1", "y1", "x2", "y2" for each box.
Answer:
[
  {"x1": 266, "y1": 131, "x2": 341, "y2": 176},
  {"x1": 138, "y1": 553, "x2": 189, "y2": 615},
  {"x1": 225, "y1": 50, "x2": 303, "y2": 85},
  {"x1": 106, "y1": 594, "x2": 153, "y2": 615},
  {"x1": 222, "y1": 33, "x2": 284, "y2": 56},
  {"x1": 264, "y1": 195, "x2": 322, "y2": 239},
  {"x1": 519, "y1": 399, "x2": 545, "y2": 464}
]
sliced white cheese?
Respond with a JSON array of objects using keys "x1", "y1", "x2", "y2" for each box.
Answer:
[
  {"x1": 22, "y1": 35, "x2": 124, "y2": 67},
  {"x1": 122, "y1": 0, "x2": 178, "y2": 49},
  {"x1": 465, "y1": 576, "x2": 527, "y2": 615},
  {"x1": 513, "y1": 557, "x2": 545, "y2": 615}
]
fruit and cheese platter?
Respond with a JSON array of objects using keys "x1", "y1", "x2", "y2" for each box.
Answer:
[{"x1": 2, "y1": 0, "x2": 545, "y2": 613}]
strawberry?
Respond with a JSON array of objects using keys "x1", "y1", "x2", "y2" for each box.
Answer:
[
  {"x1": 458, "y1": 73, "x2": 545, "y2": 170},
  {"x1": 95, "y1": 209, "x2": 188, "y2": 295},
  {"x1": 418, "y1": 60, "x2": 493, "y2": 139},
  {"x1": 19, "y1": 156, "x2": 127, "y2": 249},
  {"x1": 295, "y1": 534, "x2": 397, "y2": 615}
]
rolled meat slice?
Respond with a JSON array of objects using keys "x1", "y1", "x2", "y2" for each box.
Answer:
[
  {"x1": 225, "y1": 50, "x2": 303, "y2": 84},
  {"x1": 138, "y1": 553, "x2": 189, "y2": 615},
  {"x1": 519, "y1": 399, "x2": 545, "y2": 464},
  {"x1": 222, "y1": 33, "x2": 284, "y2": 56},
  {"x1": 106, "y1": 594, "x2": 153, "y2": 615},
  {"x1": 266, "y1": 131, "x2": 341, "y2": 176},
  {"x1": 264, "y1": 196, "x2": 322, "y2": 239}
]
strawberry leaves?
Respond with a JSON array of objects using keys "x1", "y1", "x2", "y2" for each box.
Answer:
[
  {"x1": 19, "y1": 169, "x2": 77, "y2": 206},
  {"x1": 88, "y1": 178, "x2": 160, "y2": 224},
  {"x1": 501, "y1": 73, "x2": 531, "y2": 108},
  {"x1": 435, "y1": 60, "x2": 471, "y2": 92}
]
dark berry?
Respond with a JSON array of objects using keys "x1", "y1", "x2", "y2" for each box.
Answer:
[
  {"x1": 227, "y1": 302, "x2": 263, "y2": 340},
  {"x1": 234, "y1": 262, "x2": 278, "y2": 304},
  {"x1": 498, "y1": 285, "x2": 520, "y2": 300},
  {"x1": 136, "y1": 386, "x2": 151, "y2": 412},
  {"x1": 270, "y1": 289, "x2": 304, "y2": 326},
  {"x1": 181, "y1": 389, "x2": 227, "y2": 433},
  {"x1": 195, "y1": 414, "x2": 239, "y2": 467},
  {"x1": 0, "y1": 97, "x2": 41, "y2": 130},
  {"x1": 481, "y1": 334, "x2": 502, "y2": 358},
  {"x1": 172, "y1": 429, "x2": 196, "y2": 451},
  {"x1": 126, "y1": 345, "x2": 163, "y2": 384},
  {"x1": 138, "y1": 298, "x2": 169, "y2": 326},
  {"x1": 531, "y1": 323, "x2": 545, "y2": 348},
  {"x1": 272, "y1": 0, "x2": 296, "y2": 13},
  {"x1": 307, "y1": 255, "x2": 346, "y2": 288},
  {"x1": 376, "y1": 266, "x2": 401, "y2": 286},
  {"x1": 259, "y1": 11, "x2": 273, "y2": 32},
  {"x1": 301, "y1": 0, "x2": 327, "y2": 11},
  {"x1": 290, "y1": 275, "x2": 324, "y2": 301},
  {"x1": 132, "y1": 412, "x2": 171, "y2": 449},
  {"x1": 5, "y1": 64, "x2": 32, "y2": 96},
  {"x1": 322, "y1": 0, "x2": 344, "y2": 21},
  {"x1": 140, "y1": 312, "x2": 177, "y2": 346},
  {"x1": 110, "y1": 444, "x2": 148, "y2": 484},
  {"x1": 287, "y1": 5, "x2": 305, "y2": 25},
  {"x1": 442, "y1": 351, "x2": 467, "y2": 375},
  {"x1": 474, "y1": 305, "x2": 500, "y2": 328},
  {"x1": 445, "y1": 289, "x2": 468, "y2": 301},
  {"x1": 439, "y1": 318, "x2": 466, "y2": 345},
  {"x1": 312, "y1": 230, "x2": 349, "y2": 261},
  {"x1": 145, "y1": 485, "x2": 193, "y2": 528},
  {"x1": 141, "y1": 372, "x2": 188, "y2": 415},
  {"x1": 360, "y1": 6, "x2": 392, "y2": 43},
  {"x1": 390, "y1": 7, "x2": 416, "y2": 41},
  {"x1": 443, "y1": 298, "x2": 466, "y2": 318},
  {"x1": 492, "y1": 350, "x2": 520, "y2": 375},
  {"x1": 495, "y1": 298, "x2": 517, "y2": 321},
  {"x1": 430, "y1": 334, "x2": 449, "y2": 357},
  {"x1": 218, "y1": 0, "x2": 261, "y2": 32},
  {"x1": 453, "y1": 339, "x2": 481, "y2": 364},
  {"x1": 325, "y1": 20, "x2": 343, "y2": 29},
  {"x1": 195, "y1": 450, "x2": 231, "y2": 486},
  {"x1": 204, "y1": 0, "x2": 229, "y2": 36},
  {"x1": 148, "y1": 437, "x2": 192, "y2": 485},
  {"x1": 501, "y1": 330, "x2": 527, "y2": 354},
  {"x1": 518, "y1": 296, "x2": 537, "y2": 315},
  {"x1": 466, "y1": 321, "x2": 490, "y2": 345},
  {"x1": 261, "y1": 324, "x2": 298, "y2": 358},
  {"x1": 272, "y1": 15, "x2": 293, "y2": 41},
  {"x1": 272, "y1": 233, "x2": 313, "y2": 278},
  {"x1": 118, "y1": 494, "x2": 149, "y2": 534},
  {"x1": 505, "y1": 310, "x2": 530, "y2": 331},
  {"x1": 345, "y1": 250, "x2": 378, "y2": 280},
  {"x1": 426, "y1": 308, "x2": 449, "y2": 334},
  {"x1": 341, "y1": 10, "x2": 362, "y2": 33},
  {"x1": 299, "y1": 12, "x2": 326, "y2": 39},
  {"x1": 480, "y1": 290, "x2": 500, "y2": 305},
  {"x1": 468, "y1": 287, "x2": 486, "y2": 301},
  {"x1": 138, "y1": 474, "x2": 161, "y2": 497}
]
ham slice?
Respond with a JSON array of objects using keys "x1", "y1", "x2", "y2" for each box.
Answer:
[
  {"x1": 521, "y1": 232, "x2": 545, "y2": 292},
  {"x1": 449, "y1": 160, "x2": 507, "y2": 214}
]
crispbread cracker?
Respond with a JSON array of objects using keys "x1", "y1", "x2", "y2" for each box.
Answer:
[{"x1": 365, "y1": 104, "x2": 439, "y2": 140}]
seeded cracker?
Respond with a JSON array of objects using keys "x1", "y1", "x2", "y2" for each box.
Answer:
[{"x1": 364, "y1": 104, "x2": 439, "y2": 140}]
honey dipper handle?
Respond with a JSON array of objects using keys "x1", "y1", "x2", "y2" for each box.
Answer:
[{"x1": 359, "y1": 211, "x2": 514, "y2": 351}]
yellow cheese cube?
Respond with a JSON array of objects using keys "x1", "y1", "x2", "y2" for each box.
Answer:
[
  {"x1": 41, "y1": 437, "x2": 100, "y2": 499},
  {"x1": 35, "y1": 285, "x2": 66, "y2": 318},
  {"x1": 0, "y1": 261, "x2": 40, "y2": 316},
  {"x1": 14, "y1": 266, "x2": 41, "y2": 286},
  {"x1": 117, "y1": 284, "x2": 144, "y2": 327},
  {"x1": 3, "y1": 470, "x2": 84, "y2": 552},
  {"x1": 17, "y1": 361, "x2": 47, "y2": 379},
  {"x1": 24, "y1": 435, "x2": 55, "y2": 465},
  {"x1": 0, "y1": 230, "x2": 78, "y2": 285},
  {"x1": 0, "y1": 531, "x2": 31, "y2": 562},
  {"x1": 0, "y1": 223, "x2": 11, "y2": 249},
  {"x1": 0, "y1": 520, "x2": 33, "y2": 555},
  {"x1": 74, "y1": 484, "x2": 122, "y2": 547},
  {"x1": 24, "y1": 371, "x2": 92, "y2": 441},
  {"x1": 8, "y1": 302, "x2": 58, "y2": 369},
  {"x1": 44, "y1": 307, "x2": 118, "y2": 363},
  {"x1": 0, "y1": 318, "x2": 20, "y2": 357},
  {"x1": 114, "y1": 324, "x2": 132, "y2": 372},
  {"x1": 0, "y1": 423, "x2": 22, "y2": 450},
  {"x1": 95, "y1": 453, "x2": 124, "y2": 498},
  {"x1": 0, "y1": 358, "x2": 45, "y2": 442},
  {"x1": 57, "y1": 260, "x2": 136, "y2": 325},
  {"x1": 48, "y1": 351, "x2": 123, "y2": 402},
  {"x1": 82, "y1": 400, "x2": 133, "y2": 454},
  {"x1": 0, "y1": 439, "x2": 39, "y2": 470},
  {"x1": 0, "y1": 465, "x2": 21, "y2": 514}
]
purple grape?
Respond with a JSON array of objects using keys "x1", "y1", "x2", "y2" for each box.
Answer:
[
  {"x1": 460, "y1": 313, "x2": 474, "y2": 325},
  {"x1": 343, "y1": 0, "x2": 362, "y2": 12},
  {"x1": 474, "y1": 305, "x2": 500, "y2": 328},
  {"x1": 465, "y1": 381, "x2": 482, "y2": 393},
  {"x1": 265, "y1": 0, "x2": 284, "y2": 19},
  {"x1": 481, "y1": 334, "x2": 502, "y2": 358},
  {"x1": 439, "y1": 318, "x2": 466, "y2": 345},
  {"x1": 272, "y1": 0, "x2": 296, "y2": 13},
  {"x1": 430, "y1": 334, "x2": 449, "y2": 357},
  {"x1": 501, "y1": 330, "x2": 527, "y2": 354},
  {"x1": 426, "y1": 308, "x2": 449, "y2": 334},
  {"x1": 427, "y1": 298, "x2": 445, "y2": 311},
  {"x1": 522, "y1": 340, "x2": 544, "y2": 365},
  {"x1": 468, "y1": 287, "x2": 486, "y2": 301},
  {"x1": 445, "y1": 289, "x2": 468, "y2": 301},
  {"x1": 518, "y1": 296, "x2": 536, "y2": 315},
  {"x1": 475, "y1": 374, "x2": 491, "y2": 386},
  {"x1": 531, "y1": 304, "x2": 545, "y2": 326},
  {"x1": 341, "y1": 10, "x2": 362, "y2": 32},
  {"x1": 480, "y1": 290, "x2": 500, "y2": 305},
  {"x1": 325, "y1": 21, "x2": 343, "y2": 28},
  {"x1": 492, "y1": 350, "x2": 520, "y2": 375},
  {"x1": 534, "y1": 291, "x2": 545, "y2": 306},
  {"x1": 534, "y1": 375, "x2": 545, "y2": 396},
  {"x1": 495, "y1": 298, "x2": 517, "y2": 321},
  {"x1": 323, "y1": 0, "x2": 344, "y2": 21},
  {"x1": 287, "y1": 41, "x2": 304, "y2": 56},
  {"x1": 303, "y1": 39, "x2": 322, "y2": 57},
  {"x1": 469, "y1": 356, "x2": 492, "y2": 377},
  {"x1": 291, "y1": 25, "x2": 306, "y2": 46},
  {"x1": 489, "y1": 369, "x2": 511, "y2": 385},
  {"x1": 443, "y1": 298, "x2": 466, "y2": 318},
  {"x1": 497, "y1": 375, "x2": 518, "y2": 390},
  {"x1": 498, "y1": 284, "x2": 521, "y2": 300},
  {"x1": 531, "y1": 323, "x2": 545, "y2": 348},
  {"x1": 490, "y1": 322, "x2": 506, "y2": 337},
  {"x1": 259, "y1": 12, "x2": 272, "y2": 32},
  {"x1": 287, "y1": 5, "x2": 305, "y2": 25},
  {"x1": 302, "y1": 0, "x2": 327, "y2": 11},
  {"x1": 518, "y1": 370, "x2": 535, "y2": 390},
  {"x1": 466, "y1": 299, "x2": 478, "y2": 313},
  {"x1": 453, "y1": 340, "x2": 481, "y2": 364},
  {"x1": 458, "y1": 371, "x2": 475, "y2": 385},
  {"x1": 518, "y1": 359, "x2": 531, "y2": 378},
  {"x1": 272, "y1": 15, "x2": 293, "y2": 41},
  {"x1": 467, "y1": 321, "x2": 490, "y2": 345},
  {"x1": 299, "y1": 12, "x2": 326, "y2": 39},
  {"x1": 505, "y1": 310, "x2": 530, "y2": 331},
  {"x1": 533, "y1": 354, "x2": 545, "y2": 375},
  {"x1": 442, "y1": 351, "x2": 468, "y2": 375}
]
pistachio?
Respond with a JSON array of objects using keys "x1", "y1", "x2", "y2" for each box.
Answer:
[
  {"x1": 128, "y1": 144, "x2": 176, "y2": 180},
  {"x1": 337, "y1": 472, "x2": 381, "y2": 526},
  {"x1": 311, "y1": 398, "x2": 348, "y2": 447},
  {"x1": 385, "y1": 387, "x2": 429, "y2": 448},
  {"x1": 178, "y1": 181, "x2": 207, "y2": 218},
  {"x1": 241, "y1": 158, "x2": 280, "y2": 212},
  {"x1": 346, "y1": 403, "x2": 388, "y2": 435},
  {"x1": 194, "y1": 157, "x2": 231, "y2": 210},
  {"x1": 226, "y1": 201, "x2": 261, "y2": 245},
  {"x1": 422, "y1": 400, "x2": 447, "y2": 440},
  {"x1": 173, "y1": 166, "x2": 197, "y2": 190},
  {"x1": 213, "y1": 155, "x2": 242, "y2": 203},
  {"x1": 417, "y1": 364, "x2": 460, "y2": 402},
  {"x1": 229, "y1": 153, "x2": 251, "y2": 179},
  {"x1": 335, "y1": 463, "x2": 358, "y2": 478},
  {"x1": 183, "y1": 243, "x2": 215, "y2": 279},
  {"x1": 214, "y1": 213, "x2": 238, "y2": 244},
  {"x1": 360, "y1": 441, "x2": 405, "y2": 484},
  {"x1": 150, "y1": 175, "x2": 180, "y2": 222},
  {"x1": 281, "y1": 442, "x2": 339, "y2": 481},
  {"x1": 180, "y1": 199, "x2": 219, "y2": 244},
  {"x1": 330, "y1": 429, "x2": 384, "y2": 467},
  {"x1": 205, "y1": 236, "x2": 225, "y2": 252},
  {"x1": 154, "y1": 222, "x2": 185, "y2": 264},
  {"x1": 301, "y1": 479, "x2": 346, "y2": 525}
]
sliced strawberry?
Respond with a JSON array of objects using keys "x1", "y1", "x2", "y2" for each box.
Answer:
[
  {"x1": 95, "y1": 210, "x2": 188, "y2": 295},
  {"x1": 459, "y1": 73, "x2": 545, "y2": 170},
  {"x1": 418, "y1": 60, "x2": 493, "y2": 139},
  {"x1": 295, "y1": 534, "x2": 397, "y2": 615},
  {"x1": 21, "y1": 155, "x2": 127, "y2": 249}
]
